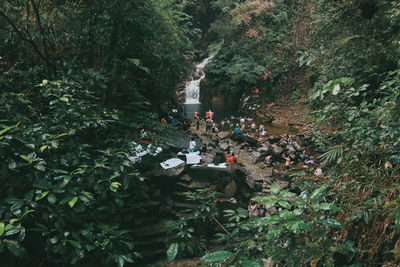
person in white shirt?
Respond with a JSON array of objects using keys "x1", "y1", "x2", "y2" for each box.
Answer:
[{"x1": 189, "y1": 137, "x2": 196, "y2": 149}]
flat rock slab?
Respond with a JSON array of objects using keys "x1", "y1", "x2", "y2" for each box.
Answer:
[{"x1": 217, "y1": 131, "x2": 230, "y2": 139}]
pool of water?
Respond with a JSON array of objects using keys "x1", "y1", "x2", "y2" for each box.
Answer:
[{"x1": 182, "y1": 103, "x2": 239, "y2": 122}]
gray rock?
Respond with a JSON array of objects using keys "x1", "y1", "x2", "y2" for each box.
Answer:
[
  {"x1": 268, "y1": 136, "x2": 281, "y2": 144},
  {"x1": 201, "y1": 155, "x2": 214, "y2": 164},
  {"x1": 251, "y1": 151, "x2": 262, "y2": 163},
  {"x1": 292, "y1": 141, "x2": 302, "y2": 151},
  {"x1": 219, "y1": 142, "x2": 229, "y2": 151},
  {"x1": 224, "y1": 180, "x2": 237, "y2": 198},
  {"x1": 258, "y1": 144, "x2": 272, "y2": 154},
  {"x1": 149, "y1": 165, "x2": 185, "y2": 177},
  {"x1": 179, "y1": 174, "x2": 192, "y2": 182},
  {"x1": 217, "y1": 131, "x2": 230, "y2": 140},
  {"x1": 271, "y1": 145, "x2": 283, "y2": 157},
  {"x1": 286, "y1": 144, "x2": 296, "y2": 153}
]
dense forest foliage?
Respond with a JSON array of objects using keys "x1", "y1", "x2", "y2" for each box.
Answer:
[
  {"x1": 1, "y1": 0, "x2": 399, "y2": 266},
  {"x1": 0, "y1": 0, "x2": 196, "y2": 265}
]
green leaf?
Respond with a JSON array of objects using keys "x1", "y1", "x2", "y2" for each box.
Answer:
[
  {"x1": 21, "y1": 210, "x2": 35, "y2": 219},
  {"x1": 0, "y1": 125, "x2": 16, "y2": 136},
  {"x1": 5, "y1": 242, "x2": 26, "y2": 257},
  {"x1": 310, "y1": 185, "x2": 328, "y2": 200},
  {"x1": 110, "y1": 182, "x2": 122, "y2": 192},
  {"x1": 312, "y1": 203, "x2": 340, "y2": 212},
  {"x1": 47, "y1": 194, "x2": 57, "y2": 204},
  {"x1": 167, "y1": 243, "x2": 179, "y2": 261},
  {"x1": 340, "y1": 35, "x2": 361, "y2": 44},
  {"x1": 59, "y1": 97, "x2": 69, "y2": 102},
  {"x1": 201, "y1": 250, "x2": 235, "y2": 263},
  {"x1": 278, "y1": 200, "x2": 291, "y2": 209},
  {"x1": 39, "y1": 145, "x2": 48, "y2": 152},
  {"x1": 278, "y1": 190, "x2": 296, "y2": 199},
  {"x1": 19, "y1": 155, "x2": 32, "y2": 164},
  {"x1": 55, "y1": 133, "x2": 68, "y2": 139},
  {"x1": 241, "y1": 259, "x2": 262, "y2": 267},
  {"x1": 320, "y1": 218, "x2": 343, "y2": 227},
  {"x1": 0, "y1": 222, "x2": 4, "y2": 236},
  {"x1": 270, "y1": 183, "x2": 280, "y2": 195},
  {"x1": 68, "y1": 197, "x2": 78, "y2": 208},
  {"x1": 35, "y1": 191, "x2": 49, "y2": 201}
]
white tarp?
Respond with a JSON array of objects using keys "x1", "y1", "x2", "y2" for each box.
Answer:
[
  {"x1": 193, "y1": 163, "x2": 228, "y2": 169},
  {"x1": 178, "y1": 151, "x2": 201, "y2": 165},
  {"x1": 160, "y1": 158, "x2": 185, "y2": 169}
]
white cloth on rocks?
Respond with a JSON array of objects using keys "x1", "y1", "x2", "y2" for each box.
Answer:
[{"x1": 160, "y1": 158, "x2": 185, "y2": 169}]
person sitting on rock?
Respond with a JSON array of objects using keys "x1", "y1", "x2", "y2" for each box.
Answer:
[
  {"x1": 300, "y1": 149, "x2": 310, "y2": 161},
  {"x1": 264, "y1": 155, "x2": 273, "y2": 167},
  {"x1": 189, "y1": 137, "x2": 196, "y2": 150},
  {"x1": 305, "y1": 156, "x2": 315, "y2": 166},
  {"x1": 283, "y1": 155, "x2": 292, "y2": 171},
  {"x1": 205, "y1": 118, "x2": 213, "y2": 133},
  {"x1": 233, "y1": 124, "x2": 241, "y2": 139},
  {"x1": 251, "y1": 122, "x2": 257, "y2": 132},
  {"x1": 212, "y1": 123, "x2": 219, "y2": 133},
  {"x1": 260, "y1": 129, "x2": 268, "y2": 137},
  {"x1": 283, "y1": 134, "x2": 292, "y2": 145},
  {"x1": 226, "y1": 152, "x2": 237, "y2": 170},
  {"x1": 248, "y1": 201, "x2": 259, "y2": 218}
]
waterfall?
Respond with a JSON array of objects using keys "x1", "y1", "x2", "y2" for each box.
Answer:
[{"x1": 185, "y1": 54, "x2": 215, "y2": 104}]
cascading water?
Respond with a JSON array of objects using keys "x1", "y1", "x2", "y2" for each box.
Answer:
[{"x1": 184, "y1": 54, "x2": 214, "y2": 104}]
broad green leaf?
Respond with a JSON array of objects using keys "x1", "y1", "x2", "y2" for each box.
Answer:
[
  {"x1": 59, "y1": 97, "x2": 69, "y2": 102},
  {"x1": 167, "y1": 242, "x2": 178, "y2": 261},
  {"x1": 9, "y1": 218, "x2": 19, "y2": 224},
  {"x1": 320, "y1": 218, "x2": 343, "y2": 227},
  {"x1": 201, "y1": 250, "x2": 235, "y2": 263},
  {"x1": 340, "y1": 35, "x2": 361, "y2": 44},
  {"x1": 110, "y1": 182, "x2": 121, "y2": 192},
  {"x1": 5, "y1": 242, "x2": 26, "y2": 257},
  {"x1": 270, "y1": 183, "x2": 280, "y2": 195},
  {"x1": 0, "y1": 222, "x2": 4, "y2": 236},
  {"x1": 241, "y1": 259, "x2": 262, "y2": 267},
  {"x1": 278, "y1": 190, "x2": 296, "y2": 199},
  {"x1": 55, "y1": 133, "x2": 68, "y2": 139},
  {"x1": 35, "y1": 191, "x2": 49, "y2": 201},
  {"x1": 68, "y1": 197, "x2": 78, "y2": 208},
  {"x1": 310, "y1": 185, "x2": 328, "y2": 200},
  {"x1": 39, "y1": 145, "x2": 48, "y2": 152},
  {"x1": 19, "y1": 155, "x2": 32, "y2": 164},
  {"x1": 21, "y1": 210, "x2": 35, "y2": 219},
  {"x1": 278, "y1": 200, "x2": 291, "y2": 209},
  {"x1": 0, "y1": 125, "x2": 16, "y2": 136},
  {"x1": 312, "y1": 203, "x2": 340, "y2": 212}
]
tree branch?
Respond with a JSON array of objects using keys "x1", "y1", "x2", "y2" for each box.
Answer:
[{"x1": 0, "y1": 8, "x2": 51, "y2": 70}]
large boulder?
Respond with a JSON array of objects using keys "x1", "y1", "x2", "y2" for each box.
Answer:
[
  {"x1": 217, "y1": 131, "x2": 230, "y2": 140},
  {"x1": 258, "y1": 144, "x2": 272, "y2": 155},
  {"x1": 240, "y1": 134, "x2": 259, "y2": 146},
  {"x1": 268, "y1": 136, "x2": 281, "y2": 144},
  {"x1": 223, "y1": 180, "x2": 237, "y2": 198},
  {"x1": 201, "y1": 155, "x2": 214, "y2": 164},
  {"x1": 292, "y1": 141, "x2": 303, "y2": 152},
  {"x1": 271, "y1": 145, "x2": 283, "y2": 157},
  {"x1": 286, "y1": 144, "x2": 296, "y2": 153},
  {"x1": 219, "y1": 142, "x2": 229, "y2": 151},
  {"x1": 251, "y1": 151, "x2": 262, "y2": 163}
]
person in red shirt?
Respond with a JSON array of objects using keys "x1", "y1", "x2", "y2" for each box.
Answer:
[
  {"x1": 225, "y1": 151, "x2": 231, "y2": 162},
  {"x1": 226, "y1": 152, "x2": 237, "y2": 171}
]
